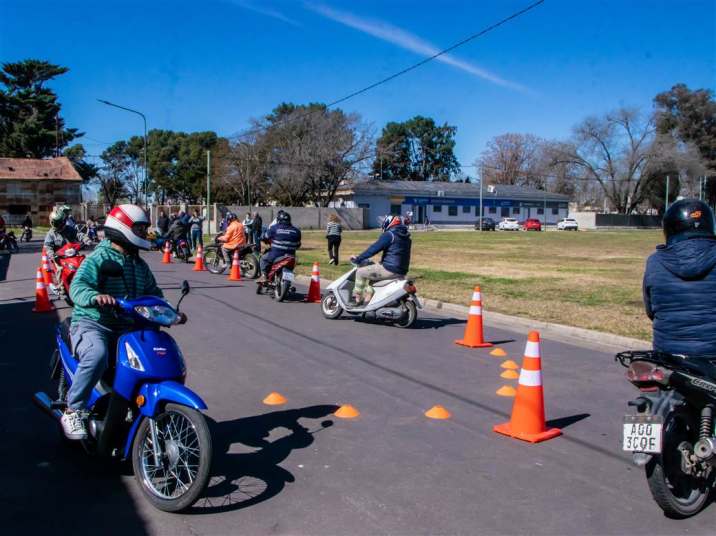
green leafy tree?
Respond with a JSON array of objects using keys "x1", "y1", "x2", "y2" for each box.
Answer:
[
  {"x1": 373, "y1": 116, "x2": 460, "y2": 181},
  {"x1": 63, "y1": 143, "x2": 98, "y2": 181},
  {"x1": 0, "y1": 59, "x2": 82, "y2": 157}
]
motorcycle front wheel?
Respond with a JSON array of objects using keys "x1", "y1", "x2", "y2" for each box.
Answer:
[
  {"x1": 203, "y1": 246, "x2": 226, "y2": 274},
  {"x1": 132, "y1": 403, "x2": 212, "y2": 512},
  {"x1": 321, "y1": 292, "x2": 343, "y2": 319},
  {"x1": 646, "y1": 407, "x2": 713, "y2": 518}
]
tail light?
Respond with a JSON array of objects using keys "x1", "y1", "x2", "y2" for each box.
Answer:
[
  {"x1": 626, "y1": 361, "x2": 668, "y2": 391},
  {"x1": 404, "y1": 282, "x2": 417, "y2": 294}
]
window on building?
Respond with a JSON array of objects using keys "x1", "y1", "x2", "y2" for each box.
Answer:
[
  {"x1": 433, "y1": 205, "x2": 442, "y2": 213},
  {"x1": 501, "y1": 207, "x2": 510, "y2": 217},
  {"x1": 512, "y1": 207, "x2": 520, "y2": 215},
  {"x1": 462, "y1": 205, "x2": 470, "y2": 213},
  {"x1": 390, "y1": 204, "x2": 401, "y2": 216},
  {"x1": 552, "y1": 208, "x2": 559, "y2": 215},
  {"x1": 489, "y1": 207, "x2": 497, "y2": 214},
  {"x1": 475, "y1": 206, "x2": 481, "y2": 216},
  {"x1": 448, "y1": 206, "x2": 458, "y2": 216},
  {"x1": 537, "y1": 208, "x2": 544, "y2": 215}
]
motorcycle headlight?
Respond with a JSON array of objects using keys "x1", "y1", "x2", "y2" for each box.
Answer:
[
  {"x1": 125, "y1": 342, "x2": 145, "y2": 371},
  {"x1": 134, "y1": 305, "x2": 178, "y2": 326}
]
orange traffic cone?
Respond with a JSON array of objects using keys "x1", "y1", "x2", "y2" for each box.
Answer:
[
  {"x1": 41, "y1": 248, "x2": 53, "y2": 287},
  {"x1": 304, "y1": 262, "x2": 322, "y2": 302},
  {"x1": 162, "y1": 241, "x2": 172, "y2": 264},
  {"x1": 227, "y1": 250, "x2": 241, "y2": 281},
  {"x1": 32, "y1": 268, "x2": 55, "y2": 313},
  {"x1": 493, "y1": 331, "x2": 562, "y2": 443},
  {"x1": 455, "y1": 286, "x2": 492, "y2": 348},
  {"x1": 193, "y1": 244, "x2": 205, "y2": 271}
]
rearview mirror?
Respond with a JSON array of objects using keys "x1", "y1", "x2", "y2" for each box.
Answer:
[
  {"x1": 99, "y1": 259, "x2": 123, "y2": 278},
  {"x1": 181, "y1": 280, "x2": 190, "y2": 296}
]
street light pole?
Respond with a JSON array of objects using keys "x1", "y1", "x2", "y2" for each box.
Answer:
[{"x1": 97, "y1": 99, "x2": 149, "y2": 204}]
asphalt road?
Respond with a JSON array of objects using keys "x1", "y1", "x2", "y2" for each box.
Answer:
[{"x1": 1, "y1": 242, "x2": 713, "y2": 535}]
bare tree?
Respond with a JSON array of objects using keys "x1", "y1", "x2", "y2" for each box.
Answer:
[{"x1": 478, "y1": 133, "x2": 546, "y2": 188}]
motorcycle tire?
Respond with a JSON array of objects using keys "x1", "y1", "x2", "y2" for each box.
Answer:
[
  {"x1": 240, "y1": 254, "x2": 260, "y2": 279},
  {"x1": 275, "y1": 273, "x2": 290, "y2": 302},
  {"x1": 203, "y1": 247, "x2": 227, "y2": 275},
  {"x1": 8, "y1": 239, "x2": 19, "y2": 253},
  {"x1": 394, "y1": 300, "x2": 418, "y2": 329},
  {"x1": 132, "y1": 404, "x2": 212, "y2": 512},
  {"x1": 321, "y1": 292, "x2": 343, "y2": 319},
  {"x1": 645, "y1": 407, "x2": 714, "y2": 518}
]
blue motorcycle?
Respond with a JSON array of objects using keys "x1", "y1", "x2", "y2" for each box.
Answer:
[{"x1": 34, "y1": 262, "x2": 212, "y2": 512}]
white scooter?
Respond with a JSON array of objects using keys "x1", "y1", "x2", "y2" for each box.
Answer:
[{"x1": 320, "y1": 261, "x2": 421, "y2": 328}]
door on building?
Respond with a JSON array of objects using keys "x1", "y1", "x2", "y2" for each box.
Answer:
[
  {"x1": 417, "y1": 206, "x2": 425, "y2": 224},
  {"x1": 501, "y1": 207, "x2": 510, "y2": 218}
]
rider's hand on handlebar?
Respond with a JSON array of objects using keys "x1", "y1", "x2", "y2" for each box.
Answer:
[{"x1": 94, "y1": 294, "x2": 116, "y2": 307}]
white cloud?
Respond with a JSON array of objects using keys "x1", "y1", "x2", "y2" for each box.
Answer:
[
  {"x1": 229, "y1": 1, "x2": 302, "y2": 27},
  {"x1": 306, "y1": 3, "x2": 530, "y2": 94}
]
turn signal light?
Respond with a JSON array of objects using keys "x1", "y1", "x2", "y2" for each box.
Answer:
[{"x1": 136, "y1": 394, "x2": 146, "y2": 407}]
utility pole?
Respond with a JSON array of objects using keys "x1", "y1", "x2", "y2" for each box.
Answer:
[
  {"x1": 206, "y1": 150, "x2": 211, "y2": 227},
  {"x1": 543, "y1": 190, "x2": 547, "y2": 230},
  {"x1": 478, "y1": 172, "x2": 483, "y2": 232},
  {"x1": 665, "y1": 175, "x2": 670, "y2": 211}
]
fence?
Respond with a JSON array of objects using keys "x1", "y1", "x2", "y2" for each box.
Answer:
[
  {"x1": 571, "y1": 211, "x2": 662, "y2": 230},
  {"x1": 219, "y1": 206, "x2": 367, "y2": 231}
]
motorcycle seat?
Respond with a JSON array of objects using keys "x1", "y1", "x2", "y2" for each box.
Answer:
[{"x1": 372, "y1": 278, "x2": 401, "y2": 288}]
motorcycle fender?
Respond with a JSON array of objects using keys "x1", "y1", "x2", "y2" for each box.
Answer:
[
  {"x1": 409, "y1": 295, "x2": 422, "y2": 309},
  {"x1": 136, "y1": 380, "x2": 207, "y2": 418}
]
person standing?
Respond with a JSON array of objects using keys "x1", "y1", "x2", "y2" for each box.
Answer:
[
  {"x1": 189, "y1": 209, "x2": 204, "y2": 252},
  {"x1": 157, "y1": 210, "x2": 169, "y2": 237},
  {"x1": 252, "y1": 211, "x2": 263, "y2": 252},
  {"x1": 326, "y1": 214, "x2": 342, "y2": 265},
  {"x1": 243, "y1": 212, "x2": 254, "y2": 245}
]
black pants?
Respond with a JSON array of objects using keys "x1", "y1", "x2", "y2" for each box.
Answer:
[{"x1": 327, "y1": 236, "x2": 341, "y2": 264}]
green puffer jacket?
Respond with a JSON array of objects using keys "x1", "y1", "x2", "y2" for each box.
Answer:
[{"x1": 70, "y1": 240, "x2": 163, "y2": 330}]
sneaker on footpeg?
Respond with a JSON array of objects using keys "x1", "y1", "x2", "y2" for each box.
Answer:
[{"x1": 61, "y1": 411, "x2": 87, "y2": 440}]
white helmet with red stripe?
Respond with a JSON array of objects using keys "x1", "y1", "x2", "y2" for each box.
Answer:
[{"x1": 104, "y1": 204, "x2": 152, "y2": 251}]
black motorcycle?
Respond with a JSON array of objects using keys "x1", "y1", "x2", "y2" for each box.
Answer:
[
  {"x1": 203, "y1": 238, "x2": 260, "y2": 279},
  {"x1": 617, "y1": 350, "x2": 716, "y2": 518},
  {"x1": 20, "y1": 226, "x2": 32, "y2": 242},
  {"x1": 0, "y1": 231, "x2": 19, "y2": 253}
]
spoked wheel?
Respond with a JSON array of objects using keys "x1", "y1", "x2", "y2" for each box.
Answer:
[
  {"x1": 321, "y1": 292, "x2": 343, "y2": 319},
  {"x1": 240, "y1": 254, "x2": 260, "y2": 279},
  {"x1": 132, "y1": 403, "x2": 212, "y2": 512},
  {"x1": 646, "y1": 408, "x2": 714, "y2": 518},
  {"x1": 203, "y1": 247, "x2": 226, "y2": 275},
  {"x1": 394, "y1": 300, "x2": 418, "y2": 328}
]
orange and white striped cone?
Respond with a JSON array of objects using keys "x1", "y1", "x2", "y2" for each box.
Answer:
[
  {"x1": 227, "y1": 250, "x2": 242, "y2": 281},
  {"x1": 41, "y1": 248, "x2": 53, "y2": 287},
  {"x1": 32, "y1": 268, "x2": 55, "y2": 313},
  {"x1": 193, "y1": 244, "x2": 206, "y2": 271},
  {"x1": 162, "y1": 241, "x2": 172, "y2": 264},
  {"x1": 304, "y1": 262, "x2": 322, "y2": 302},
  {"x1": 454, "y1": 286, "x2": 492, "y2": 348},
  {"x1": 493, "y1": 331, "x2": 562, "y2": 443}
]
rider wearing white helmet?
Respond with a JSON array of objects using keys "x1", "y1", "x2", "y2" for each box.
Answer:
[
  {"x1": 60, "y1": 204, "x2": 178, "y2": 440},
  {"x1": 44, "y1": 208, "x2": 88, "y2": 290}
]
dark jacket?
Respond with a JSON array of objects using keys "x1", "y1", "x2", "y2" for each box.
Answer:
[
  {"x1": 355, "y1": 225, "x2": 412, "y2": 275},
  {"x1": 157, "y1": 215, "x2": 169, "y2": 235},
  {"x1": 168, "y1": 219, "x2": 188, "y2": 242},
  {"x1": 643, "y1": 238, "x2": 716, "y2": 357},
  {"x1": 267, "y1": 223, "x2": 301, "y2": 254}
]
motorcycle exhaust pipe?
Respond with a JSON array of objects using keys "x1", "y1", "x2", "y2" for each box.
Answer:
[{"x1": 32, "y1": 392, "x2": 63, "y2": 421}]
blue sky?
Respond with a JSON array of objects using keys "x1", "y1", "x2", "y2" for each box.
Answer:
[{"x1": 1, "y1": 0, "x2": 714, "y2": 170}]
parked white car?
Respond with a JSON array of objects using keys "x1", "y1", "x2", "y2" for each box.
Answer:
[
  {"x1": 557, "y1": 218, "x2": 579, "y2": 231},
  {"x1": 498, "y1": 218, "x2": 520, "y2": 231}
]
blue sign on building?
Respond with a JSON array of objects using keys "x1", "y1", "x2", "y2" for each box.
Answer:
[{"x1": 403, "y1": 196, "x2": 567, "y2": 209}]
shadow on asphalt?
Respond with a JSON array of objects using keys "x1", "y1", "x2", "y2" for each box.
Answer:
[
  {"x1": 0, "y1": 300, "x2": 149, "y2": 535},
  {"x1": 546, "y1": 413, "x2": 591, "y2": 429},
  {"x1": 188, "y1": 405, "x2": 339, "y2": 514}
]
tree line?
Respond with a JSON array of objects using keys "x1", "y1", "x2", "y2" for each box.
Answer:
[{"x1": 1, "y1": 59, "x2": 714, "y2": 214}]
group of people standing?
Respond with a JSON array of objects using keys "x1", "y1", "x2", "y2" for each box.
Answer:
[{"x1": 156, "y1": 209, "x2": 205, "y2": 253}]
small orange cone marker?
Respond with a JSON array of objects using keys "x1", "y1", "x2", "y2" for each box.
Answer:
[
  {"x1": 494, "y1": 331, "x2": 562, "y2": 443},
  {"x1": 500, "y1": 360, "x2": 519, "y2": 370},
  {"x1": 334, "y1": 404, "x2": 360, "y2": 419},
  {"x1": 32, "y1": 268, "x2": 55, "y2": 313},
  {"x1": 263, "y1": 392, "x2": 287, "y2": 405},
  {"x1": 496, "y1": 386, "x2": 517, "y2": 397},
  {"x1": 162, "y1": 241, "x2": 172, "y2": 264},
  {"x1": 455, "y1": 286, "x2": 493, "y2": 348},
  {"x1": 490, "y1": 348, "x2": 507, "y2": 357},
  {"x1": 424, "y1": 405, "x2": 451, "y2": 419},
  {"x1": 500, "y1": 370, "x2": 520, "y2": 379},
  {"x1": 41, "y1": 248, "x2": 53, "y2": 286},
  {"x1": 227, "y1": 250, "x2": 242, "y2": 281},
  {"x1": 304, "y1": 262, "x2": 322, "y2": 302},
  {"x1": 193, "y1": 244, "x2": 206, "y2": 271}
]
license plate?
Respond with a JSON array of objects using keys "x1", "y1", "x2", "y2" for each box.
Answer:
[
  {"x1": 623, "y1": 414, "x2": 663, "y2": 453},
  {"x1": 282, "y1": 271, "x2": 294, "y2": 282}
]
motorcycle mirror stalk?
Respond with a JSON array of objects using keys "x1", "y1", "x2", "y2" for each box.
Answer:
[{"x1": 176, "y1": 280, "x2": 190, "y2": 311}]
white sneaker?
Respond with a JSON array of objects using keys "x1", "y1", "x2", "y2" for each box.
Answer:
[{"x1": 61, "y1": 411, "x2": 87, "y2": 440}]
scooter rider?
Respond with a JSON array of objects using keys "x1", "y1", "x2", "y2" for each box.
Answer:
[
  {"x1": 60, "y1": 204, "x2": 184, "y2": 440},
  {"x1": 258, "y1": 210, "x2": 301, "y2": 282},
  {"x1": 644, "y1": 199, "x2": 716, "y2": 358},
  {"x1": 44, "y1": 209, "x2": 87, "y2": 290},
  {"x1": 350, "y1": 215, "x2": 412, "y2": 305}
]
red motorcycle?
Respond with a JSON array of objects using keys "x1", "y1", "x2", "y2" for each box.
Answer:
[
  {"x1": 51, "y1": 241, "x2": 86, "y2": 306},
  {"x1": 256, "y1": 254, "x2": 296, "y2": 302}
]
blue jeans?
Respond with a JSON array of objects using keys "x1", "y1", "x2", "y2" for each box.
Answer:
[
  {"x1": 190, "y1": 229, "x2": 202, "y2": 251},
  {"x1": 67, "y1": 319, "x2": 117, "y2": 411}
]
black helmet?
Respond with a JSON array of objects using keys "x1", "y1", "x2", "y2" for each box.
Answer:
[
  {"x1": 225, "y1": 211, "x2": 237, "y2": 222},
  {"x1": 277, "y1": 210, "x2": 291, "y2": 225},
  {"x1": 663, "y1": 198, "x2": 716, "y2": 246}
]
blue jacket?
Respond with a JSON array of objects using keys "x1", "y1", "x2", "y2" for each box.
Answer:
[
  {"x1": 355, "y1": 225, "x2": 412, "y2": 275},
  {"x1": 268, "y1": 223, "x2": 301, "y2": 254},
  {"x1": 643, "y1": 238, "x2": 716, "y2": 357}
]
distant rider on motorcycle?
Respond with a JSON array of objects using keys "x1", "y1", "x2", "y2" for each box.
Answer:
[
  {"x1": 258, "y1": 210, "x2": 301, "y2": 283},
  {"x1": 60, "y1": 204, "x2": 182, "y2": 439},
  {"x1": 216, "y1": 211, "x2": 246, "y2": 264},
  {"x1": 44, "y1": 209, "x2": 88, "y2": 290},
  {"x1": 350, "y1": 215, "x2": 412, "y2": 305},
  {"x1": 643, "y1": 199, "x2": 716, "y2": 357}
]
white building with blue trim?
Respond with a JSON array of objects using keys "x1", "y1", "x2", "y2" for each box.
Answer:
[{"x1": 333, "y1": 180, "x2": 570, "y2": 227}]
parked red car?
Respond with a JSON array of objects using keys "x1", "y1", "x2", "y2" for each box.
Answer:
[{"x1": 522, "y1": 218, "x2": 542, "y2": 231}]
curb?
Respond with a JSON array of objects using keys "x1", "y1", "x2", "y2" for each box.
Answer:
[{"x1": 296, "y1": 274, "x2": 649, "y2": 354}]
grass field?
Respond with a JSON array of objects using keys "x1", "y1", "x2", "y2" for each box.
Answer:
[{"x1": 294, "y1": 229, "x2": 663, "y2": 341}]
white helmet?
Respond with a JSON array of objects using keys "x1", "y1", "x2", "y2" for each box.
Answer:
[{"x1": 103, "y1": 204, "x2": 152, "y2": 251}]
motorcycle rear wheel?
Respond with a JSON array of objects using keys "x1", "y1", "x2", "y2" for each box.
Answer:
[
  {"x1": 132, "y1": 404, "x2": 212, "y2": 512},
  {"x1": 394, "y1": 300, "x2": 418, "y2": 329},
  {"x1": 275, "y1": 273, "x2": 289, "y2": 302},
  {"x1": 646, "y1": 408, "x2": 713, "y2": 518}
]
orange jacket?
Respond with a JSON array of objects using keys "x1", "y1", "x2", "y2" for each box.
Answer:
[{"x1": 221, "y1": 220, "x2": 246, "y2": 249}]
